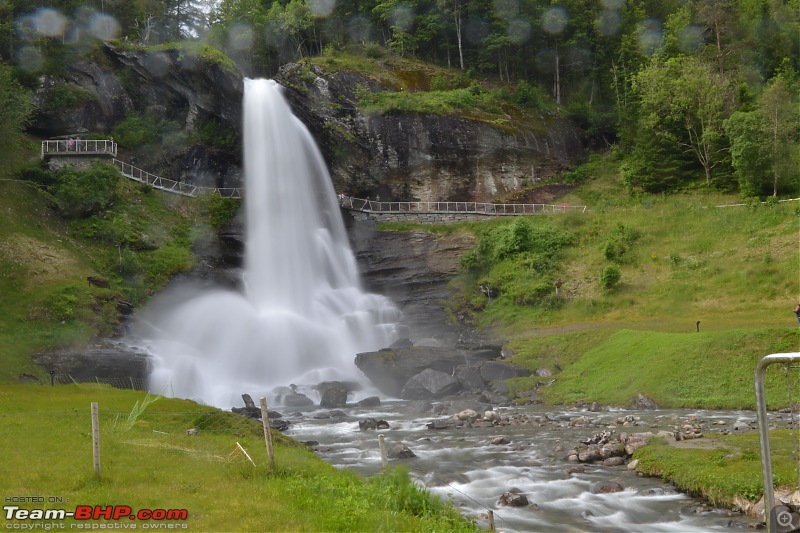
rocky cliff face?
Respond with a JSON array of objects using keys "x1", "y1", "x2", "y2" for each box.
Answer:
[
  {"x1": 31, "y1": 43, "x2": 244, "y2": 189},
  {"x1": 31, "y1": 46, "x2": 585, "y2": 202},
  {"x1": 276, "y1": 63, "x2": 586, "y2": 202}
]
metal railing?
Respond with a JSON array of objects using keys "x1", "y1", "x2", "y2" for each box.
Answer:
[
  {"x1": 41, "y1": 139, "x2": 118, "y2": 158},
  {"x1": 755, "y1": 352, "x2": 800, "y2": 532},
  {"x1": 112, "y1": 159, "x2": 243, "y2": 198},
  {"x1": 339, "y1": 196, "x2": 587, "y2": 215}
]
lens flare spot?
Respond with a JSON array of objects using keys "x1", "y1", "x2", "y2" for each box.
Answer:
[
  {"x1": 542, "y1": 6, "x2": 568, "y2": 35},
  {"x1": 89, "y1": 13, "x2": 120, "y2": 40},
  {"x1": 309, "y1": 0, "x2": 337, "y2": 17}
]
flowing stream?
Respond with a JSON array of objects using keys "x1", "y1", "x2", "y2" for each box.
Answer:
[
  {"x1": 136, "y1": 82, "x2": 768, "y2": 530},
  {"x1": 287, "y1": 404, "x2": 764, "y2": 532},
  {"x1": 142, "y1": 79, "x2": 401, "y2": 408}
]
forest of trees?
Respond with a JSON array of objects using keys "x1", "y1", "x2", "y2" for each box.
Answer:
[{"x1": 0, "y1": 0, "x2": 798, "y2": 196}]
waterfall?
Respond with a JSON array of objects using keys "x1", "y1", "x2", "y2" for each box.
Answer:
[{"x1": 144, "y1": 79, "x2": 401, "y2": 407}]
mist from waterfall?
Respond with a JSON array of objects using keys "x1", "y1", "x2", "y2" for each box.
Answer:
[{"x1": 144, "y1": 79, "x2": 402, "y2": 408}]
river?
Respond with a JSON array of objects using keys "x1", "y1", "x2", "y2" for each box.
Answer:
[{"x1": 286, "y1": 402, "x2": 766, "y2": 532}]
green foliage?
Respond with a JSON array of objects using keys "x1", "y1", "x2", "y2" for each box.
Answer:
[
  {"x1": 0, "y1": 386, "x2": 477, "y2": 532},
  {"x1": 602, "y1": 222, "x2": 641, "y2": 263},
  {"x1": 198, "y1": 194, "x2": 240, "y2": 230},
  {"x1": 358, "y1": 84, "x2": 505, "y2": 116},
  {"x1": 0, "y1": 62, "x2": 32, "y2": 157},
  {"x1": 53, "y1": 162, "x2": 120, "y2": 219},
  {"x1": 635, "y1": 431, "x2": 800, "y2": 506},
  {"x1": 42, "y1": 82, "x2": 94, "y2": 112},
  {"x1": 599, "y1": 264, "x2": 621, "y2": 292},
  {"x1": 542, "y1": 328, "x2": 799, "y2": 409},
  {"x1": 111, "y1": 113, "x2": 178, "y2": 149},
  {"x1": 463, "y1": 218, "x2": 574, "y2": 272},
  {"x1": 195, "y1": 118, "x2": 238, "y2": 151}
]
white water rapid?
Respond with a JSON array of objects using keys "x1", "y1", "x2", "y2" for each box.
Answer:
[{"x1": 144, "y1": 79, "x2": 402, "y2": 407}]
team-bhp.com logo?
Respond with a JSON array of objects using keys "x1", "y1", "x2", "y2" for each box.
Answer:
[{"x1": 5, "y1": 505, "x2": 188, "y2": 524}]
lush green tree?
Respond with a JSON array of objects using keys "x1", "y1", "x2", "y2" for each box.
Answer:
[
  {"x1": 724, "y1": 110, "x2": 769, "y2": 197},
  {"x1": 0, "y1": 62, "x2": 32, "y2": 160},
  {"x1": 632, "y1": 56, "x2": 736, "y2": 186}
]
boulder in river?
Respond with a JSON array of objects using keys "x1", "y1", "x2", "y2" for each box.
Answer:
[{"x1": 401, "y1": 368, "x2": 462, "y2": 399}]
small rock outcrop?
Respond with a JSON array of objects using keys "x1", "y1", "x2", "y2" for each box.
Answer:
[{"x1": 401, "y1": 368, "x2": 462, "y2": 400}]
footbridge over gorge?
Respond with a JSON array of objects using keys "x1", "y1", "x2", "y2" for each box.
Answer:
[{"x1": 41, "y1": 139, "x2": 587, "y2": 221}]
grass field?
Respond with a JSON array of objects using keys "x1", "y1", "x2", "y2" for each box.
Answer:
[{"x1": 0, "y1": 384, "x2": 477, "y2": 532}]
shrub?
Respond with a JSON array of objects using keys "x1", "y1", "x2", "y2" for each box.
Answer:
[
  {"x1": 53, "y1": 162, "x2": 119, "y2": 218},
  {"x1": 600, "y1": 265, "x2": 621, "y2": 292},
  {"x1": 430, "y1": 73, "x2": 450, "y2": 91},
  {"x1": 365, "y1": 42, "x2": 385, "y2": 59},
  {"x1": 603, "y1": 222, "x2": 641, "y2": 263},
  {"x1": 199, "y1": 194, "x2": 240, "y2": 230}
]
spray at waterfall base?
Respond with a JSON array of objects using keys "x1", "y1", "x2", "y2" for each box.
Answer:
[{"x1": 139, "y1": 79, "x2": 404, "y2": 408}]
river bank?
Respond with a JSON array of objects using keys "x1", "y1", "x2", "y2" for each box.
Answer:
[{"x1": 284, "y1": 399, "x2": 785, "y2": 531}]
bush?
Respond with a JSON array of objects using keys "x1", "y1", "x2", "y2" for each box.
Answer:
[
  {"x1": 430, "y1": 73, "x2": 450, "y2": 91},
  {"x1": 600, "y1": 265, "x2": 621, "y2": 292},
  {"x1": 53, "y1": 162, "x2": 120, "y2": 218},
  {"x1": 365, "y1": 42, "x2": 385, "y2": 59},
  {"x1": 199, "y1": 194, "x2": 240, "y2": 230},
  {"x1": 112, "y1": 113, "x2": 178, "y2": 148},
  {"x1": 603, "y1": 222, "x2": 641, "y2": 263}
]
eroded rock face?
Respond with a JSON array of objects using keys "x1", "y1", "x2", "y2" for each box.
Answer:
[
  {"x1": 33, "y1": 341, "x2": 151, "y2": 381},
  {"x1": 276, "y1": 63, "x2": 586, "y2": 202}
]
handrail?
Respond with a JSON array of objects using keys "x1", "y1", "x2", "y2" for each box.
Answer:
[
  {"x1": 755, "y1": 352, "x2": 800, "y2": 532},
  {"x1": 112, "y1": 159, "x2": 243, "y2": 198},
  {"x1": 338, "y1": 196, "x2": 587, "y2": 215},
  {"x1": 41, "y1": 139, "x2": 118, "y2": 158},
  {"x1": 39, "y1": 141, "x2": 582, "y2": 208}
]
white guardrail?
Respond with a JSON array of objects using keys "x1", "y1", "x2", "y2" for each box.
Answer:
[{"x1": 339, "y1": 196, "x2": 587, "y2": 215}]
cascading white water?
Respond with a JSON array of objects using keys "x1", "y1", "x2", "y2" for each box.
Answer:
[{"x1": 145, "y1": 79, "x2": 402, "y2": 407}]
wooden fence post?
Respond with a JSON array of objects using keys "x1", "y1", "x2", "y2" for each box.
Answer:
[
  {"x1": 259, "y1": 397, "x2": 275, "y2": 470},
  {"x1": 378, "y1": 434, "x2": 388, "y2": 468},
  {"x1": 91, "y1": 402, "x2": 101, "y2": 478}
]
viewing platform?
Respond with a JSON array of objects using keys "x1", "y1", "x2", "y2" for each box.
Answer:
[{"x1": 41, "y1": 139, "x2": 118, "y2": 159}]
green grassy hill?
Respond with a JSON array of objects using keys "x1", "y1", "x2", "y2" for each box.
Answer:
[{"x1": 422, "y1": 153, "x2": 800, "y2": 409}]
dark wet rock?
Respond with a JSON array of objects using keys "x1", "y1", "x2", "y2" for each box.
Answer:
[
  {"x1": 455, "y1": 365, "x2": 486, "y2": 392},
  {"x1": 387, "y1": 443, "x2": 416, "y2": 459},
  {"x1": 318, "y1": 381, "x2": 349, "y2": 408},
  {"x1": 401, "y1": 368, "x2": 462, "y2": 400},
  {"x1": 632, "y1": 393, "x2": 659, "y2": 410},
  {"x1": 567, "y1": 466, "x2": 585, "y2": 475},
  {"x1": 426, "y1": 419, "x2": 454, "y2": 430},
  {"x1": 355, "y1": 396, "x2": 381, "y2": 408},
  {"x1": 603, "y1": 456, "x2": 626, "y2": 467},
  {"x1": 408, "y1": 400, "x2": 434, "y2": 413},
  {"x1": 355, "y1": 346, "x2": 496, "y2": 398},
  {"x1": 359, "y1": 418, "x2": 378, "y2": 431},
  {"x1": 232, "y1": 394, "x2": 267, "y2": 419},
  {"x1": 279, "y1": 393, "x2": 315, "y2": 409},
  {"x1": 480, "y1": 361, "x2": 532, "y2": 382},
  {"x1": 33, "y1": 341, "x2": 151, "y2": 383},
  {"x1": 591, "y1": 481, "x2": 624, "y2": 494},
  {"x1": 269, "y1": 419, "x2": 290, "y2": 431},
  {"x1": 498, "y1": 491, "x2": 530, "y2": 507},
  {"x1": 302, "y1": 440, "x2": 319, "y2": 447},
  {"x1": 432, "y1": 399, "x2": 492, "y2": 417},
  {"x1": 491, "y1": 436, "x2": 511, "y2": 445},
  {"x1": 376, "y1": 420, "x2": 390, "y2": 430},
  {"x1": 389, "y1": 337, "x2": 414, "y2": 348}
]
